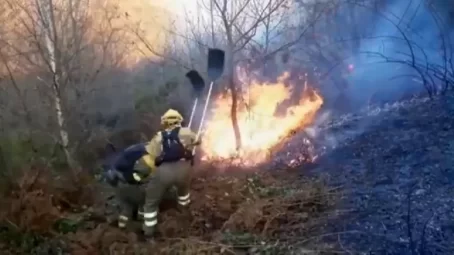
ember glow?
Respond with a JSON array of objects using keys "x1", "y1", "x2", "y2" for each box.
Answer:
[{"x1": 201, "y1": 72, "x2": 324, "y2": 166}]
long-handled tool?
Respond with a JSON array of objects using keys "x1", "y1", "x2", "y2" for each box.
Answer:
[
  {"x1": 193, "y1": 48, "x2": 225, "y2": 153},
  {"x1": 185, "y1": 70, "x2": 205, "y2": 129}
]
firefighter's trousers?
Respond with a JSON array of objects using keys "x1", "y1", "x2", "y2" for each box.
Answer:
[
  {"x1": 142, "y1": 160, "x2": 192, "y2": 236},
  {"x1": 115, "y1": 182, "x2": 146, "y2": 228}
]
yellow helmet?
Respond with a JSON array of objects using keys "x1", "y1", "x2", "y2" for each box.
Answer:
[{"x1": 161, "y1": 109, "x2": 183, "y2": 125}]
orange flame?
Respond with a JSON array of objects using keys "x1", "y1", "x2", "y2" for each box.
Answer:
[{"x1": 201, "y1": 72, "x2": 324, "y2": 166}]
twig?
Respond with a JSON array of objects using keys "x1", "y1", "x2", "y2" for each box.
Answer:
[
  {"x1": 406, "y1": 184, "x2": 416, "y2": 255},
  {"x1": 419, "y1": 212, "x2": 435, "y2": 255}
]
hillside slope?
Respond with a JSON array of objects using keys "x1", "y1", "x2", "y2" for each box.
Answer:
[
  {"x1": 307, "y1": 94, "x2": 454, "y2": 254},
  {"x1": 2, "y1": 92, "x2": 453, "y2": 254}
]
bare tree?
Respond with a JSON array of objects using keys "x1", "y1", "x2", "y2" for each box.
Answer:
[
  {"x1": 352, "y1": 0, "x2": 454, "y2": 97},
  {"x1": 208, "y1": 0, "x2": 289, "y2": 151},
  {"x1": 188, "y1": 0, "x2": 329, "y2": 151},
  {"x1": 0, "y1": 0, "x2": 133, "y2": 167},
  {"x1": 34, "y1": 0, "x2": 75, "y2": 166}
]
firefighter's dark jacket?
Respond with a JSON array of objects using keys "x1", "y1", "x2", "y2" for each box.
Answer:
[{"x1": 108, "y1": 143, "x2": 155, "y2": 184}]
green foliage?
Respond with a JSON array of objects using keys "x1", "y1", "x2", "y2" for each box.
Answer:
[
  {"x1": 0, "y1": 135, "x2": 68, "y2": 175},
  {"x1": 133, "y1": 80, "x2": 187, "y2": 137},
  {"x1": 245, "y1": 174, "x2": 290, "y2": 198},
  {"x1": 53, "y1": 218, "x2": 81, "y2": 234},
  {"x1": 0, "y1": 226, "x2": 68, "y2": 255},
  {"x1": 0, "y1": 226, "x2": 45, "y2": 254},
  {"x1": 221, "y1": 231, "x2": 290, "y2": 254},
  {"x1": 0, "y1": 136, "x2": 33, "y2": 171},
  {"x1": 134, "y1": 80, "x2": 180, "y2": 114},
  {"x1": 221, "y1": 231, "x2": 261, "y2": 246}
]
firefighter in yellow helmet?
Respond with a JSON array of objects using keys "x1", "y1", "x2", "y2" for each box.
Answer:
[{"x1": 141, "y1": 109, "x2": 200, "y2": 238}]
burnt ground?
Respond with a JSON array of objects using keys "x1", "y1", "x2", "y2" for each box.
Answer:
[{"x1": 292, "y1": 93, "x2": 454, "y2": 254}]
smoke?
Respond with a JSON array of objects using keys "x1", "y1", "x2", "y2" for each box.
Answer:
[
  {"x1": 297, "y1": 0, "x2": 454, "y2": 159},
  {"x1": 345, "y1": 0, "x2": 451, "y2": 106}
]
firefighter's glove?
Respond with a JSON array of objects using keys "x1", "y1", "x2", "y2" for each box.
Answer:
[
  {"x1": 132, "y1": 172, "x2": 142, "y2": 182},
  {"x1": 192, "y1": 140, "x2": 201, "y2": 146},
  {"x1": 133, "y1": 160, "x2": 152, "y2": 182}
]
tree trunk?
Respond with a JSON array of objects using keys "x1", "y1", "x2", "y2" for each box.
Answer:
[
  {"x1": 226, "y1": 45, "x2": 242, "y2": 151},
  {"x1": 210, "y1": 0, "x2": 216, "y2": 46},
  {"x1": 37, "y1": 0, "x2": 76, "y2": 168},
  {"x1": 228, "y1": 70, "x2": 242, "y2": 151},
  {"x1": 347, "y1": 2, "x2": 359, "y2": 55}
]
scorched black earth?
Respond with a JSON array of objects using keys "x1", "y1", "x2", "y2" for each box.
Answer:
[{"x1": 294, "y1": 94, "x2": 454, "y2": 254}]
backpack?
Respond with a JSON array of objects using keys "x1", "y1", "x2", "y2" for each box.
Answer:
[{"x1": 155, "y1": 127, "x2": 192, "y2": 166}]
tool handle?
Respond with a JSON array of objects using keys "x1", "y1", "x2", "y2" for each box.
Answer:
[
  {"x1": 192, "y1": 81, "x2": 214, "y2": 154},
  {"x1": 187, "y1": 98, "x2": 198, "y2": 129}
]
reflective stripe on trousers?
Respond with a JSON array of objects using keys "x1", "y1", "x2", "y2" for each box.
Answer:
[
  {"x1": 177, "y1": 193, "x2": 190, "y2": 206},
  {"x1": 118, "y1": 215, "x2": 128, "y2": 228},
  {"x1": 143, "y1": 211, "x2": 158, "y2": 227}
]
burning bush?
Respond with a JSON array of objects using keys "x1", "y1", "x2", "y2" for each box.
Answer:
[{"x1": 201, "y1": 72, "x2": 323, "y2": 166}]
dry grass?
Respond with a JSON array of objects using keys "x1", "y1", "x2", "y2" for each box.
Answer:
[
  {"x1": 0, "y1": 166, "x2": 96, "y2": 254},
  {"x1": 0, "y1": 165, "x2": 339, "y2": 255}
]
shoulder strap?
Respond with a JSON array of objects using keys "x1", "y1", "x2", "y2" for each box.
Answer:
[
  {"x1": 161, "y1": 127, "x2": 180, "y2": 139},
  {"x1": 171, "y1": 127, "x2": 181, "y2": 137},
  {"x1": 160, "y1": 130, "x2": 165, "y2": 140},
  {"x1": 161, "y1": 130, "x2": 173, "y2": 140}
]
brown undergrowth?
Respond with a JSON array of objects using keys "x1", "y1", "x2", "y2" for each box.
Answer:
[
  {"x1": 0, "y1": 166, "x2": 96, "y2": 254},
  {"x1": 0, "y1": 165, "x2": 339, "y2": 255}
]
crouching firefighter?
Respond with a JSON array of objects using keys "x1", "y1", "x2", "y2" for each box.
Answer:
[
  {"x1": 141, "y1": 109, "x2": 201, "y2": 238},
  {"x1": 103, "y1": 143, "x2": 156, "y2": 229}
]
